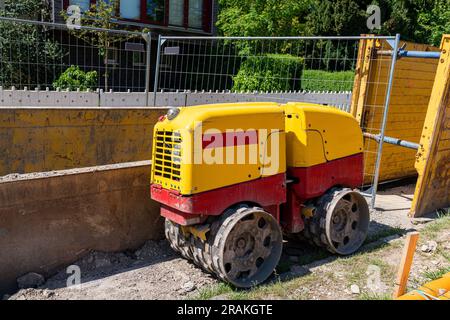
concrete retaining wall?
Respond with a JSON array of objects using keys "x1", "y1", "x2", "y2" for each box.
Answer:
[
  {"x1": 0, "y1": 107, "x2": 167, "y2": 176},
  {"x1": 0, "y1": 161, "x2": 163, "y2": 294}
]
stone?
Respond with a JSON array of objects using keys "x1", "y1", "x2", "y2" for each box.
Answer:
[
  {"x1": 421, "y1": 240, "x2": 438, "y2": 253},
  {"x1": 17, "y1": 272, "x2": 45, "y2": 289},
  {"x1": 350, "y1": 284, "x2": 360, "y2": 294},
  {"x1": 427, "y1": 241, "x2": 438, "y2": 252},
  {"x1": 182, "y1": 281, "x2": 196, "y2": 293},
  {"x1": 411, "y1": 218, "x2": 433, "y2": 225},
  {"x1": 42, "y1": 289, "x2": 55, "y2": 298},
  {"x1": 95, "y1": 258, "x2": 111, "y2": 268}
]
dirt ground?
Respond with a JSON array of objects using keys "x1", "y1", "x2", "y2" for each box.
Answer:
[{"x1": 6, "y1": 183, "x2": 450, "y2": 300}]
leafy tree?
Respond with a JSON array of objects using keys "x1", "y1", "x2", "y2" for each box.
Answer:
[
  {"x1": 217, "y1": 0, "x2": 312, "y2": 37},
  {"x1": 305, "y1": 0, "x2": 368, "y2": 36},
  {"x1": 218, "y1": 0, "x2": 450, "y2": 46},
  {"x1": 415, "y1": 0, "x2": 450, "y2": 46},
  {"x1": 61, "y1": 0, "x2": 136, "y2": 90},
  {"x1": 0, "y1": 0, "x2": 65, "y2": 89}
]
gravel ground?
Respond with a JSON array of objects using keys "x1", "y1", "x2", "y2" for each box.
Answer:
[
  {"x1": 9, "y1": 240, "x2": 216, "y2": 300},
  {"x1": 7, "y1": 183, "x2": 443, "y2": 300}
]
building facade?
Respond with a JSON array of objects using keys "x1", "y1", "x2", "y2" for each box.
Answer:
[{"x1": 52, "y1": 0, "x2": 216, "y2": 35}]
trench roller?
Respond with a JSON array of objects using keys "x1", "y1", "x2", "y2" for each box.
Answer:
[{"x1": 150, "y1": 102, "x2": 370, "y2": 287}]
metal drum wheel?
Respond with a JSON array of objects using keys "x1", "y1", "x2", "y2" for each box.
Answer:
[
  {"x1": 164, "y1": 219, "x2": 193, "y2": 260},
  {"x1": 211, "y1": 206, "x2": 283, "y2": 288},
  {"x1": 303, "y1": 188, "x2": 370, "y2": 255},
  {"x1": 164, "y1": 205, "x2": 283, "y2": 288}
]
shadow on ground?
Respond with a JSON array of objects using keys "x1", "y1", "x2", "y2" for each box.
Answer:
[{"x1": 40, "y1": 240, "x2": 180, "y2": 291}]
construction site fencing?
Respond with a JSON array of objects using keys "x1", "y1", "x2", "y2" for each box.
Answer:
[{"x1": 0, "y1": 17, "x2": 150, "y2": 92}]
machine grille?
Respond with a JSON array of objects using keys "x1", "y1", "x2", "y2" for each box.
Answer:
[{"x1": 153, "y1": 130, "x2": 182, "y2": 182}]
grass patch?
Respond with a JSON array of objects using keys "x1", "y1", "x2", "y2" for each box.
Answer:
[
  {"x1": 364, "y1": 226, "x2": 405, "y2": 244},
  {"x1": 358, "y1": 292, "x2": 392, "y2": 300},
  {"x1": 422, "y1": 266, "x2": 450, "y2": 282},
  {"x1": 241, "y1": 273, "x2": 319, "y2": 300},
  {"x1": 421, "y1": 215, "x2": 450, "y2": 238},
  {"x1": 193, "y1": 283, "x2": 233, "y2": 300},
  {"x1": 338, "y1": 252, "x2": 396, "y2": 292}
]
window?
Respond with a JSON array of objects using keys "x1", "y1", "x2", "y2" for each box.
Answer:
[
  {"x1": 188, "y1": 0, "x2": 203, "y2": 29},
  {"x1": 120, "y1": 0, "x2": 141, "y2": 20},
  {"x1": 146, "y1": 0, "x2": 165, "y2": 23},
  {"x1": 69, "y1": 0, "x2": 91, "y2": 12},
  {"x1": 133, "y1": 52, "x2": 145, "y2": 67},
  {"x1": 169, "y1": 0, "x2": 184, "y2": 26},
  {"x1": 104, "y1": 47, "x2": 118, "y2": 65}
]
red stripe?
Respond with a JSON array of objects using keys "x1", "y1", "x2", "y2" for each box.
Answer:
[{"x1": 202, "y1": 130, "x2": 258, "y2": 149}]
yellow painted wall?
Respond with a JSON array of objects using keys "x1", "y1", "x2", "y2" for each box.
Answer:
[
  {"x1": 352, "y1": 39, "x2": 440, "y2": 183},
  {"x1": 411, "y1": 35, "x2": 450, "y2": 217},
  {"x1": 0, "y1": 108, "x2": 166, "y2": 176}
]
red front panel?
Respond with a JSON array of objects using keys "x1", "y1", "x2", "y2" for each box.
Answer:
[{"x1": 151, "y1": 173, "x2": 286, "y2": 225}]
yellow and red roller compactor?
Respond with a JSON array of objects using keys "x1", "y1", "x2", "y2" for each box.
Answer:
[{"x1": 150, "y1": 102, "x2": 370, "y2": 288}]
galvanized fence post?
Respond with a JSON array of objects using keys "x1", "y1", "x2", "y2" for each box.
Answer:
[
  {"x1": 370, "y1": 33, "x2": 401, "y2": 209},
  {"x1": 144, "y1": 31, "x2": 152, "y2": 106},
  {"x1": 153, "y1": 35, "x2": 163, "y2": 107}
]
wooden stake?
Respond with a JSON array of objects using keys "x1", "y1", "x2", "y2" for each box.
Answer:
[{"x1": 392, "y1": 232, "x2": 419, "y2": 299}]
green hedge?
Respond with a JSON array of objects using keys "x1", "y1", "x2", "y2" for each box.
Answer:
[
  {"x1": 232, "y1": 54, "x2": 304, "y2": 92},
  {"x1": 301, "y1": 70, "x2": 354, "y2": 92}
]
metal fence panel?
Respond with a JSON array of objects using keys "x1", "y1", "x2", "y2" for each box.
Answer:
[{"x1": 0, "y1": 17, "x2": 149, "y2": 92}]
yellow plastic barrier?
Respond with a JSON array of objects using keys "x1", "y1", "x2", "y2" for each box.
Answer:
[{"x1": 396, "y1": 272, "x2": 450, "y2": 300}]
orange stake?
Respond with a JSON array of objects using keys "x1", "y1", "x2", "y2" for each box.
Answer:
[{"x1": 393, "y1": 232, "x2": 419, "y2": 299}]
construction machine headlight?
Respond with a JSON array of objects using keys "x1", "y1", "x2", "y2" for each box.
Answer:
[{"x1": 166, "y1": 107, "x2": 180, "y2": 120}]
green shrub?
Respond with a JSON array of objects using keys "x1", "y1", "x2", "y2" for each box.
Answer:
[
  {"x1": 232, "y1": 54, "x2": 304, "y2": 92},
  {"x1": 301, "y1": 69, "x2": 355, "y2": 92},
  {"x1": 53, "y1": 66, "x2": 98, "y2": 91}
]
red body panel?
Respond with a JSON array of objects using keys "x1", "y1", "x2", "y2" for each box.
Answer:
[
  {"x1": 282, "y1": 153, "x2": 363, "y2": 233},
  {"x1": 152, "y1": 154, "x2": 363, "y2": 230},
  {"x1": 151, "y1": 173, "x2": 286, "y2": 225},
  {"x1": 287, "y1": 153, "x2": 363, "y2": 201}
]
